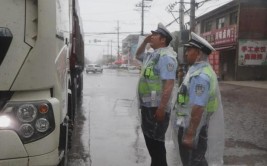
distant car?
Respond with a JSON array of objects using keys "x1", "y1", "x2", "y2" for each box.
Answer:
[
  {"x1": 119, "y1": 64, "x2": 128, "y2": 69},
  {"x1": 128, "y1": 65, "x2": 137, "y2": 70},
  {"x1": 86, "y1": 64, "x2": 103, "y2": 73}
]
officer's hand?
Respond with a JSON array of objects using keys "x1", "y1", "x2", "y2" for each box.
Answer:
[
  {"x1": 182, "y1": 132, "x2": 194, "y2": 149},
  {"x1": 143, "y1": 34, "x2": 152, "y2": 44},
  {"x1": 154, "y1": 109, "x2": 165, "y2": 122}
]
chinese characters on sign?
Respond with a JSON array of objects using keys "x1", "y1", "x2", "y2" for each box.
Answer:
[
  {"x1": 202, "y1": 25, "x2": 237, "y2": 46},
  {"x1": 239, "y1": 40, "x2": 267, "y2": 66}
]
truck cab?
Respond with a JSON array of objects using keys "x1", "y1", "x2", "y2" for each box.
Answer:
[{"x1": 0, "y1": 0, "x2": 84, "y2": 165}]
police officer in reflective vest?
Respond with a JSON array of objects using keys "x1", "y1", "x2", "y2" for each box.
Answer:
[
  {"x1": 136, "y1": 23, "x2": 178, "y2": 166},
  {"x1": 175, "y1": 32, "x2": 224, "y2": 166}
]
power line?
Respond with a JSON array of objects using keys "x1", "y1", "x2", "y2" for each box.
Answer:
[
  {"x1": 84, "y1": 31, "x2": 140, "y2": 35},
  {"x1": 85, "y1": 35, "x2": 126, "y2": 40},
  {"x1": 165, "y1": 0, "x2": 214, "y2": 29},
  {"x1": 82, "y1": 19, "x2": 142, "y2": 26},
  {"x1": 85, "y1": 44, "x2": 107, "y2": 46}
]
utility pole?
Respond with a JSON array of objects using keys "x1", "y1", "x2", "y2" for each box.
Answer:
[
  {"x1": 136, "y1": 0, "x2": 152, "y2": 35},
  {"x1": 141, "y1": 0, "x2": 144, "y2": 35},
  {"x1": 110, "y1": 40, "x2": 112, "y2": 63},
  {"x1": 108, "y1": 41, "x2": 110, "y2": 55},
  {"x1": 190, "y1": 0, "x2": 195, "y2": 32},
  {"x1": 117, "y1": 21, "x2": 120, "y2": 59},
  {"x1": 179, "y1": 0, "x2": 185, "y2": 30}
]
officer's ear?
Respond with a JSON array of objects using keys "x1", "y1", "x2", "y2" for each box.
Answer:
[
  {"x1": 195, "y1": 49, "x2": 203, "y2": 61},
  {"x1": 160, "y1": 37, "x2": 166, "y2": 45},
  {"x1": 159, "y1": 35, "x2": 167, "y2": 45}
]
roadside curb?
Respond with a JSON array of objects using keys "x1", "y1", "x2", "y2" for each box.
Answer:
[{"x1": 219, "y1": 81, "x2": 267, "y2": 90}]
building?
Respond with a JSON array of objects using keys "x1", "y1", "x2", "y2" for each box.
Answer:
[
  {"x1": 195, "y1": 0, "x2": 267, "y2": 80},
  {"x1": 122, "y1": 34, "x2": 142, "y2": 66}
]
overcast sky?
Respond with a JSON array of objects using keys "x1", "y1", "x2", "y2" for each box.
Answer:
[{"x1": 78, "y1": 0, "x2": 232, "y2": 62}]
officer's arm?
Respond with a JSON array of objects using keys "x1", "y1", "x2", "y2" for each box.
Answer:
[
  {"x1": 155, "y1": 80, "x2": 174, "y2": 122},
  {"x1": 182, "y1": 105, "x2": 204, "y2": 149},
  {"x1": 154, "y1": 79, "x2": 174, "y2": 122},
  {"x1": 182, "y1": 75, "x2": 210, "y2": 149},
  {"x1": 154, "y1": 56, "x2": 177, "y2": 122},
  {"x1": 135, "y1": 35, "x2": 152, "y2": 59},
  {"x1": 159, "y1": 79, "x2": 175, "y2": 110}
]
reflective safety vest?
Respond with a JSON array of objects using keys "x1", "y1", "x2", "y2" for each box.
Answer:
[
  {"x1": 138, "y1": 50, "x2": 176, "y2": 107},
  {"x1": 177, "y1": 64, "x2": 218, "y2": 113}
]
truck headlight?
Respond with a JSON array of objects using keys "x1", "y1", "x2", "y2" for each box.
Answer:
[
  {"x1": 19, "y1": 124, "x2": 34, "y2": 138},
  {"x1": 17, "y1": 104, "x2": 37, "y2": 122},
  {"x1": 1, "y1": 101, "x2": 55, "y2": 143},
  {"x1": 35, "y1": 118, "x2": 50, "y2": 132},
  {"x1": 0, "y1": 116, "x2": 11, "y2": 128}
]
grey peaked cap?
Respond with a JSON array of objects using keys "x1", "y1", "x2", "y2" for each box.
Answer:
[
  {"x1": 151, "y1": 23, "x2": 173, "y2": 41},
  {"x1": 184, "y1": 32, "x2": 215, "y2": 55}
]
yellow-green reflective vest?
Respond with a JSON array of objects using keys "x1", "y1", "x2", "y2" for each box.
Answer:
[
  {"x1": 178, "y1": 64, "x2": 218, "y2": 113},
  {"x1": 138, "y1": 50, "x2": 176, "y2": 106},
  {"x1": 138, "y1": 53, "x2": 161, "y2": 105}
]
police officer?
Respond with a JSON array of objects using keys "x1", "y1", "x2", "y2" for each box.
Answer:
[
  {"x1": 175, "y1": 32, "x2": 224, "y2": 166},
  {"x1": 136, "y1": 23, "x2": 178, "y2": 166}
]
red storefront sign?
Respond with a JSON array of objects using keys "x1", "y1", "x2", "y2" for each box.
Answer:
[{"x1": 201, "y1": 25, "x2": 237, "y2": 46}]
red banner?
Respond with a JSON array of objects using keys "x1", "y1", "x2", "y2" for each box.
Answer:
[{"x1": 201, "y1": 25, "x2": 237, "y2": 46}]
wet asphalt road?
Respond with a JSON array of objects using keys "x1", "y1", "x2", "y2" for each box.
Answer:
[
  {"x1": 220, "y1": 83, "x2": 267, "y2": 166},
  {"x1": 67, "y1": 69, "x2": 267, "y2": 166},
  {"x1": 68, "y1": 69, "x2": 179, "y2": 166}
]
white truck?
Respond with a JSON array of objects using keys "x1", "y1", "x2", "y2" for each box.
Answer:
[{"x1": 0, "y1": 0, "x2": 84, "y2": 165}]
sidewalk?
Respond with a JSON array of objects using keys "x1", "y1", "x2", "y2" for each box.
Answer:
[{"x1": 220, "y1": 81, "x2": 267, "y2": 89}]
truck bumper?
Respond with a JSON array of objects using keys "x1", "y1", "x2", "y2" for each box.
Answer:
[
  {"x1": 0, "y1": 148, "x2": 59, "y2": 166},
  {"x1": 0, "y1": 158, "x2": 28, "y2": 166},
  {"x1": 0, "y1": 130, "x2": 59, "y2": 166}
]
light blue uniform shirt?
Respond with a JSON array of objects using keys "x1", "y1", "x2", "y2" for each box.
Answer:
[
  {"x1": 155, "y1": 55, "x2": 177, "y2": 80},
  {"x1": 188, "y1": 63, "x2": 210, "y2": 107},
  {"x1": 137, "y1": 48, "x2": 177, "y2": 107},
  {"x1": 138, "y1": 50, "x2": 177, "y2": 80}
]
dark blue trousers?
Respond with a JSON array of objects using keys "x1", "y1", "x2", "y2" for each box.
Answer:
[{"x1": 144, "y1": 134, "x2": 168, "y2": 166}]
